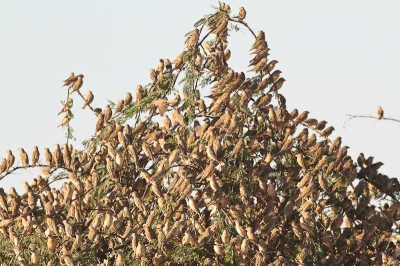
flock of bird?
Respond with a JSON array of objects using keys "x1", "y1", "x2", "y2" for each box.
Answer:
[{"x1": 0, "y1": 2, "x2": 399, "y2": 265}]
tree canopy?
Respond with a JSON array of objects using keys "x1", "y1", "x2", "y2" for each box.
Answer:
[{"x1": 0, "y1": 2, "x2": 399, "y2": 265}]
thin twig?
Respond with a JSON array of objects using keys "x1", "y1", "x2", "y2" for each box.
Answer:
[
  {"x1": 344, "y1": 114, "x2": 400, "y2": 128},
  {"x1": 228, "y1": 18, "x2": 257, "y2": 39}
]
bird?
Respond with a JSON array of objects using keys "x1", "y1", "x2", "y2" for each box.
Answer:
[
  {"x1": 303, "y1": 118, "x2": 318, "y2": 127},
  {"x1": 31, "y1": 146, "x2": 39, "y2": 167},
  {"x1": 61, "y1": 72, "x2": 76, "y2": 87},
  {"x1": 136, "y1": 85, "x2": 144, "y2": 103},
  {"x1": 268, "y1": 78, "x2": 286, "y2": 93},
  {"x1": 29, "y1": 244, "x2": 39, "y2": 265},
  {"x1": 156, "y1": 59, "x2": 164, "y2": 76},
  {"x1": 58, "y1": 98, "x2": 73, "y2": 115},
  {"x1": 267, "y1": 70, "x2": 282, "y2": 85},
  {"x1": 70, "y1": 75, "x2": 83, "y2": 94},
  {"x1": 57, "y1": 110, "x2": 72, "y2": 128},
  {"x1": 320, "y1": 126, "x2": 335, "y2": 138},
  {"x1": 124, "y1": 92, "x2": 133, "y2": 107},
  {"x1": 115, "y1": 99, "x2": 124, "y2": 113},
  {"x1": 296, "y1": 153, "x2": 307, "y2": 170},
  {"x1": 115, "y1": 251, "x2": 124, "y2": 266},
  {"x1": 164, "y1": 58, "x2": 172, "y2": 71},
  {"x1": 377, "y1": 106, "x2": 384, "y2": 120},
  {"x1": 263, "y1": 60, "x2": 278, "y2": 74},
  {"x1": 52, "y1": 144, "x2": 62, "y2": 168},
  {"x1": 248, "y1": 58, "x2": 267, "y2": 72},
  {"x1": 43, "y1": 148, "x2": 53, "y2": 168},
  {"x1": 0, "y1": 158, "x2": 6, "y2": 173},
  {"x1": 82, "y1": 91, "x2": 94, "y2": 109},
  {"x1": 294, "y1": 111, "x2": 309, "y2": 125},
  {"x1": 104, "y1": 105, "x2": 112, "y2": 123},
  {"x1": 315, "y1": 120, "x2": 327, "y2": 130},
  {"x1": 186, "y1": 29, "x2": 200, "y2": 48},
  {"x1": 18, "y1": 148, "x2": 29, "y2": 168},
  {"x1": 238, "y1": 6, "x2": 246, "y2": 21},
  {"x1": 6, "y1": 150, "x2": 15, "y2": 171}
]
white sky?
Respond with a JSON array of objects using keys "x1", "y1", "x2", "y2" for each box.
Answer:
[{"x1": 1, "y1": 0, "x2": 399, "y2": 193}]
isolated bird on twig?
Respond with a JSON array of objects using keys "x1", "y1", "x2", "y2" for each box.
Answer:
[{"x1": 377, "y1": 106, "x2": 384, "y2": 120}]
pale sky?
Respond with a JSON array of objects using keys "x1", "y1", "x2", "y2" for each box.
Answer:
[{"x1": 1, "y1": 0, "x2": 399, "y2": 193}]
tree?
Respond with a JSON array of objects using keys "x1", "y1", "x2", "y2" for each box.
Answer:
[{"x1": 1, "y1": 2, "x2": 400, "y2": 265}]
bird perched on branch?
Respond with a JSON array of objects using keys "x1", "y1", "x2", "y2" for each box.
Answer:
[
  {"x1": 82, "y1": 91, "x2": 94, "y2": 109},
  {"x1": 238, "y1": 6, "x2": 246, "y2": 21},
  {"x1": 69, "y1": 75, "x2": 84, "y2": 94},
  {"x1": 377, "y1": 106, "x2": 384, "y2": 120},
  {"x1": 58, "y1": 98, "x2": 73, "y2": 115}
]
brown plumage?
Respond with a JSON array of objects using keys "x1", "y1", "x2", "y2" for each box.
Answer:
[
  {"x1": 248, "y1": 58, "x2": 267, "y2": 72},
  {"x1": 294, "y1": 111, "x2": 309, "y2": 125},
  {"x1": 124, "y1": 92, "x2": 133, "y2": 107},
  {"x1": 186, "y1": 29, "x2": 200, "y2": 48},
  {"x1": 82, "y1": 91, "x2": 94, "y2": 109},
  {"x1": 18, "y1": 148, "x2": 29, "y2": 168},
  {"x1": 320, "y1": 126, "x2": 335, "y2": 138},
  {"x1": 58, "y1": 98, "x2": 73, "y2": 115},
  {"x1": 315, "y1": 120, "x2": 327, "y2": 130},
  {"x1": 377, "y1": 106, "x2": 384, "y2": 120},
  {"x1": 268, "y1": 77, "x2": 286, "y2": 93},
  {"x1": 238, "y1": 6, "x2": 246, "y2": 21},
  {"x1": 70, "y1": 75, "x2": 84, "y2": 94},
  {"x1": 263, "y1": 60, "x2": 278, "y2": 74},
  {"x1": 61, "y1": 72, "x2": 76, "y2": 87}
]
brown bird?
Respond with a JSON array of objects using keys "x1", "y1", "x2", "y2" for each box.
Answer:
[
  {"x1": 93, "y1": 108, "x2": 102, "y2": 115},
  {"x1": 136, "y1": 85, "x2": 144, "y2": 104},
  {"x1": 377, "y1": 106, "x2": 384, "y2": 120},
  {"x1": 186, "y1": 29, "x2": 200, "y2": 48},
  {"x1": 104, "y1": 105, "x2": 112, "y2": 123},
  {"x1": 320, "y1": 126, "x2": 335, "y2": 138},
  {"x1": 197, "y1": 99, "x2": 206, "y2": 116},
  {"x1": 250, "y1": 30, "x2": 265, "y2": 51},
  {"x1": 294, "y1": 111, "x2": 309, "y2": 125},
  {"x1": 115, "y1": 99, "x2": 124, "y2": 113},
  {"x1": 31, "y1": 146, "x2": 39, "y2": 167},
  {"x1": 296, "y1": 153, "x2": 307, "y2": 170},
  {"x1": 172, "y1": 52, "x2": 184, "y2": 70},
  {"x1": 268, "y1": 78, "x2": 286, "y2": 93},
  {"x1": 315, "y1": 120, "x2": 327, "y2": 130},
  {"x1": 6, "y1": 150, "x2": 15, "y2": 171},
  {"x1": 62, "y1": 143, "x2": 71, "y2": 168},
  {"x1": 164, "y1": 58, "x2": 172, "y2": 71},
  {"x1": 156, "y1": 59, "x2": 164, "y2": 76},
  {"x1": 52, "y1": 144, "x2": 62, "y2": 168},
  {"x1": 151, "y1": 98, "x2": 169, "y2": 117},
  {"x1": 57, "y1": 110, "x2": 72, "y2": 128},
  {"x1": 238, "y1": 6, "x2": 246, "y2": 21},
  {"x1": 124, "y1": 92, "x2": 133, "y2": 107},
  {"x1": 18, "y1": 148, "x2": 29, "y2": 168},
  {"x1": 0, "y1": 158, "x2": 6, "y2": 173},
  {"x1": 58, "y1": 98, "x2": 73, "y2": 115},
  {"x1": 82, "y1": 91, "x2": 94, "y2": 109},
  {"x1": 115, "y1": 251, "x2": 124, "y2": 266},
  {"x1": 263, "y1": 60, "x2": 278, "y2": 74},
  {"x1": 248, "y1": 58, "x2": 267, "y2": 73},
  {"x1": 290, "y1": 109, "x2": 299, "y2": 120},
  {"x1": 43, "y1": 148, "x2": 53, "y2": 168},
  {"x1": 29, "y1": 244, "x2": 39, "y2": 265},
  {"x1": 267, "y1": 70, "x2": 282, "y2": 85},
  {"x1": 70, "y1": 75, "x2": 83, "y2": 94},
  {"x1": 61, "y1": 72, "x2": 75, "y2": 87},
  {"x1": 303, "y1": 118, "x2": 318, "y2": 127},
  {"x1": 150, "y1": 69, "x2": 157, "y2": 83}
]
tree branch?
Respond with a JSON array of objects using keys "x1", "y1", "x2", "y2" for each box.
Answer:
[{"x1": 344, "y1": 114, "x2": 400, "y2": 128}]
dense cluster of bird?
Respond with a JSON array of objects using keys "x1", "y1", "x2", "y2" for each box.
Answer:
[{"x1": 1, "y1": 2, "x2": 400, "y2": 265}]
